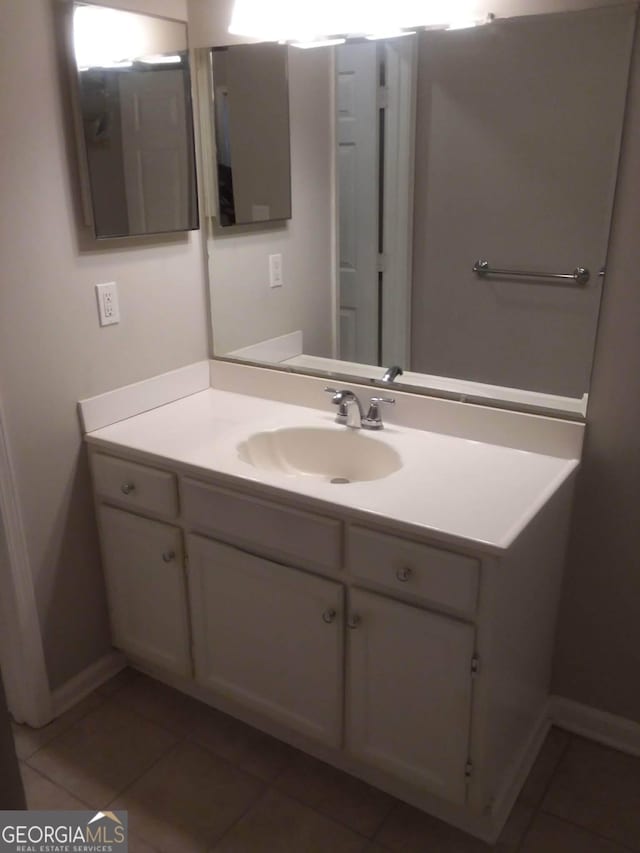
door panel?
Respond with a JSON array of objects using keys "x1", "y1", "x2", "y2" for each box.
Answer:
[
  {"x1": 347, "y1": 588, "x2": 474, "y2": 804},
  {"x1": 188, "y1": 535, "x2": 344, "y2": 747},
  {"x1": 337, "y1": 43, "x2": 379, "y2": 365},
  {"x1": 99, "y1": 506, "x2": 191, "y2": 676}
]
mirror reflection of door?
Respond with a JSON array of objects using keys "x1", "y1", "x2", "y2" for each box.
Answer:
[
  {"x1": 337, "y1": 43, "x2": 379, "y2": 365},
  {"x1": 336, "y1": 40, "x2": 414, "y2": 367},
  {"x1": 119, "y1": 70, "x2": 191, "y2": 234}
]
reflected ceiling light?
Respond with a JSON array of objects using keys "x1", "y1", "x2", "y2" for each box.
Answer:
[
  {"x1": 73, "y1": 5, "x2": 147, "y2": 68},
  {"x1": 138, "y1": 54, "x2": 182, "y2": 64},
  {"x1": 365, "y1": 31, "x2": 416, "y2": 41},
  {"x1": 291, "y1": 38, "x2": 347, "y2": 49},
  {"x1": 228, "y1": 0, "x2": 486, "y2": 43}
]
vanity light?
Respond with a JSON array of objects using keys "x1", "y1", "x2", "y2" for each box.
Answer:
[{"x1": 228, "y1": 0, "x2": 487, "y2": 43}]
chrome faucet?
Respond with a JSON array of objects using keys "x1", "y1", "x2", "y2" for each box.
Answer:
[
  {"x1": 325, "y1": 388, "x2": 365, "y2": 428},
  {"x1": 381, "y1": 365, "x2": 404, "y2": 383},
  {"x1": 325, "y1": 388, "x2": 395, "y2": 430}
]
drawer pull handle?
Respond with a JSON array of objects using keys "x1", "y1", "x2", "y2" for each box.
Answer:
[
  {"x1": 347, "y1": 614, "x2": 361, "y2": 630},
  {"x1": 120, "y1": 482, "x2": 136, "y2": 495},
  {"x1": 396, "y1": 567, "x2": 413, "y2": 583},
  {"x1": 162, "y1": 550, "x2": 176, "y2": 563},
  {"x1": 322, "y1": 608, "x2": 337, "y2": 624}
]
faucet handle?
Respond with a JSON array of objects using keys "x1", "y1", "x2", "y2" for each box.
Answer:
[
  {"x1": 324, "y1": 387, "x2": 349, "y2": 422},
  {"x1": 363, "y1": 396, "x2": 395, "y2": 430}
]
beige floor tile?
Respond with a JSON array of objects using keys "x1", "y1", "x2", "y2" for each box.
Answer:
[
  {"x1": 96, "y1": 667, "x2": 141, "y2": 698},
  {"x1": 111, "y1": 673, "x2": 209, "y2": 736},
  {"x1": 128, "y1": 834, "x2": 160, "y2": 853},
  {"x1": 111, "y1": 740, "x2": 264, "y2": 853},
  {"x1": 542, "y1": 736, "x2": 640, "y2": 851},
  {"x1": 12, "y1": 693, "x2": 105, "y2": 760},
  {"x1": 188, "y1": 704, "x2": 295, "y2": 782},
  {"x1": 275, "y1": 752, "x2": 396, "y2": 837},
  {"x1": 20, "y1": 763, "x2": 89, "y2": 810},
  {"x1": 27, "y1": 701, "x2": 178, "y2": 807},
  {"x1": 212, "y1": 788, "x2": 367, "y2": 853},
  {"x1": 520, "y1": 813, "x2": 630, "y2": 853},
  {"x1": 376, "y1": 803, "x2": 492, "y2": 853},
  {"x1": 518, "y1": 727, "x2": 570, "y2": 807}
]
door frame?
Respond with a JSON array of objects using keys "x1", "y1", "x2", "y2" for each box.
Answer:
[
  {"x1": 333, "y1": 37, "x2": 416, "y2": 368},
  {"x1": 0, "y1": 401, "x2": 52, "y2": 727},
  {"x1": 381, "y1": 35, "x2": 416, "y2": 367}
]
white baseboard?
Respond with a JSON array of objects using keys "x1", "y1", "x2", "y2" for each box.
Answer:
[
  {"x1": 51, "y1": 651, "x2": 126, "y2": 718},
  {"x1": 550, "y1": 695, "x2": 640, "y2": 758}
]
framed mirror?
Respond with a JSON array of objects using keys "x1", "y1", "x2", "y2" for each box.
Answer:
[
  {"x1": 70, "y1": 3, "x2": 199, "y2": 239},
  {"x1": 201, "y1": 5, "x2": 636, "y2": 417}
]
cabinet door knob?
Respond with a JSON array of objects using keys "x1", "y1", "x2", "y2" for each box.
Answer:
[
  {"x1": 322, "y1": 608, "x2": 337, "y2": 624},
  {"x1": 396, "y1": 566, "x2": 412, "y2": 583},
  {"x1": 162, "y1": 550, "x2": 176, "y2": 563},
  {"x1": 347, "y1": 614, "x2": 361, "y2": 630},
  {"x1": 120, "y1": 482, "x2": 135, "y2": 495}
]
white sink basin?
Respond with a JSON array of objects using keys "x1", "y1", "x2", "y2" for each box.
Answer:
[{"x1": 237, "y1": 426, "x2": 403, "y2": 483}]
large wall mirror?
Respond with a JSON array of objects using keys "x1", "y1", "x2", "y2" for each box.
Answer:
[
  {"x1": 211, "y1": 44, "x2": 292, "y2": 226},
  {"x1": 201, "y1": 5, "x2": 636, "y2": 417},
  {"x1": 70, "y1": 3, "x2": 199, "y2": 239}
]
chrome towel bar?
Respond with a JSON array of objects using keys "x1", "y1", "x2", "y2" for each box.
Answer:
[{"x1": 472, "y1": 259, "x2": 590, "y2": 285}]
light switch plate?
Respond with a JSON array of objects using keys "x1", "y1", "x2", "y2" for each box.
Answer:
[{"x1": 95, "y1": 281, "x2": 120, "y2": 326}]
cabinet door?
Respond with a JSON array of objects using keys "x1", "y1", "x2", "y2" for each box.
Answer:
[
  {"x1": 347, "y1": 589, "x2": 474, "y2": 804},
  {"x1": 188, "y1": 535, "x2": 344, "y2": 747},
  {"x1": 98, "y1": 506, "x2": 191, "y2": 677}
]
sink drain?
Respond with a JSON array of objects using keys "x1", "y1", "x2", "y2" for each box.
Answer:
[{"x1": 330, "y1": 477, "x2": 351, "y2": 485}]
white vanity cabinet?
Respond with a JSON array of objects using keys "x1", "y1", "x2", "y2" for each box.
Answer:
[
  {"x1": 187, "y1": 535, "x2": 344, "y2": 747},
  {"x1": 346, "y1": 588, "x2": 475, "y2": 805},
  {"x1": 88, "y1": 441, "x2": 573, "y2": 843},
  {"x1": 97, "y1": 506, "x2": 191, "y2": 678}
]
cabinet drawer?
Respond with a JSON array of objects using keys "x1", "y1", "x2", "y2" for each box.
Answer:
[
  {"x1": 347, "y1": 526, "x2": 478, "y2": 614},
  {"x1": 91, "y1": 453, "x2": 179, "y2": 518},
  {"x1": 182, "y1": 478, "x2": 341, "y2": 573}
]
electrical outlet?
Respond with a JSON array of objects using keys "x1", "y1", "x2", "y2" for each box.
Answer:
[
  {"x1": 95, "y1": 281, "x2": 120, "y2": 326},
  {"x1": 269, "y1": 253, "x2": 283, "y2": 288}
]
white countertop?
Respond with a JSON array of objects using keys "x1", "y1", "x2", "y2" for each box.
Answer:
[{"x1": 85, "y1": 387, "x2": 579, "y2": 554}]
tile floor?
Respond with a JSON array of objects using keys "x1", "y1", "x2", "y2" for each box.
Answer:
[{"x1": 12, "y1": 669, "x2": 640, "y2": 852}]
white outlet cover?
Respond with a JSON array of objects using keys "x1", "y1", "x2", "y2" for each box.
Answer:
[
  {"x1": 269, "y1": 254, "x2": 283, "y2": 288},
  {"x1": 95, "y1": 281, "x2": 120, "y2": 326}
]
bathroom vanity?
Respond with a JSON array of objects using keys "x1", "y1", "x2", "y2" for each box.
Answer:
[{"x1": 80, "y1": 361, "x2": 583, "y2": 842}]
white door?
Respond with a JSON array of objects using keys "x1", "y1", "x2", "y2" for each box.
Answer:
[
  {"x1": 98, "y1": 506, "x2": 191, "y2": 677},
  {"x1": 347, "y1": 588, "x2": 475, "y2": 804},
  {"x1": 119, "y1": 69, "x2": 190, "y2": 234},
  {"x1": 337, "y1": 43, "x2": 379, "y2": 365},
  {"x1": 188, "y1": 535, "x2": 344, "y2": 747}
]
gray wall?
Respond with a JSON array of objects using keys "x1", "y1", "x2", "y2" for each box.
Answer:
[
  {"x1": 206, "y1": 46, "x2": 334, "y2": 358},
  {"x1": 410, "y1": 7, "x2": 634, "y2": 398},
  {"x1": 552, "y1": 9, "x2": 640, "y2": 721},
  {"x1": 0, "y1": 0, "x2": 209, "y2": 690}
]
